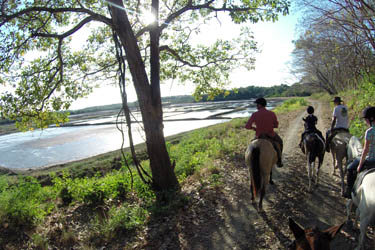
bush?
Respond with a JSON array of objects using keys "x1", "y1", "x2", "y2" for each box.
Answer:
[
  {"x1": 0, "y1": 176, "x2": 54, "y2": 227},
  {"x1": 52, "y1": 170, "x2": 132, "y2": 206},
  {"x1": 91, "y1": 203, "x2": 148, "y2": 241}
]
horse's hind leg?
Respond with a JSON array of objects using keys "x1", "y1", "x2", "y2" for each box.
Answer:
[
  {"x1": 269, "y1": 171, "x2": 274, "y2": 185},
  {"x1": 250, "y1": 183, "x2": 254, "y2": 201},
  {"x1": 308, "y1": 163, "x2": 312, "y2": 192},
  {"x1": 338, "y1": 158, "x2": 345, "y2": 196},
  {"x1": 307, "y1": 155, "x2": 313, "y2": 192},
  {"x1": 259, "y1": 186, "x2": 265, "y2": 210},
  {"x1": 316, "y1": 159, "x2": 323, "y2": 187},
  {"x1": 356, "y1": 212, "x2": 371, "y2": 250},
  {"x1": 331, "y1": 151, "x2": 337, "y2": 175}
]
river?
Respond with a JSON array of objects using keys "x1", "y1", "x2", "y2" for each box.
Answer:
[{"x1": 0, "y1": 99, "x2": 283, "y2": 170}]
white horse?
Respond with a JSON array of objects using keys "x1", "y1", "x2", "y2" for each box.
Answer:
[
  {"x1": 329, "y1": 131, "x2": 352, "y2": 195},
  {"x1": 346, "y1": 136, "x2": 375, "y2": 250}
]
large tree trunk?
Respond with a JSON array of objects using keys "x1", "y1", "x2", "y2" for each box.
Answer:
[{"x1": 109, "y1": 0, "x2": 179, "y2": 191}]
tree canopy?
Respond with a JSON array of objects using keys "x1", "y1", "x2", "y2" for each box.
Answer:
[
  {"x1": 0, "y1": 0, "x2": 289, "y2": 129},
  {"x1": 292, "y1": 0, "x2": 375, "y2": 94}
]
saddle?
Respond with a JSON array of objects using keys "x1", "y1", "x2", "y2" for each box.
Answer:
[
  {"x1": 332, "y1": 129, "x2": 351, "y2": 142},
  {"x1": 254, "y1": 134, "x2": 279, "y2": 147},
  {"x1": 352, "y1": 166, "x2": 375, "y2": 197}
]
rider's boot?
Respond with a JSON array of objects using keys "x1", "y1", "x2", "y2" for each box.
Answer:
[
  {"x1": 343, "y1": 170, "x2": 356, "y2": 199},
  {"x1": 299, "y1": 140, "x2": 305, "y2": 154}
]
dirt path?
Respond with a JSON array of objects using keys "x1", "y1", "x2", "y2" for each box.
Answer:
[{"x1": 138, "y1": 99, "x2": 374, "y2": 250}]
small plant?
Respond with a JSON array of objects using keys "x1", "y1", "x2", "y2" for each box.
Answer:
[
  {"x1": 91, "y1": 203, "x2": 148, "y2": 241},
  {"x1": 30, "y1": 233, "x2": 49, "y2": 250}
]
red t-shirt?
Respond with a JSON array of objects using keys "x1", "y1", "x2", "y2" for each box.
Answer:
[{"x1": 245, "y1": 107, "x2": 278, "y2": 137}]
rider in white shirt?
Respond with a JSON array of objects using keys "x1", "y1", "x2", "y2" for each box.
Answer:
[{"x1": 325, "y1": 96, "x2": 349, "y2": 152}]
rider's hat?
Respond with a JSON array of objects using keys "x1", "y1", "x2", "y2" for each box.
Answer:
[
  {"x1": 254, "y1": 97, "x2": 267, "y2": 107},
  {"x1": 362, "y1": 106, "x2": 375, "y2": 121},
  {"x1": 332, "y1": 96, "x2": 343, "y2": 103}
]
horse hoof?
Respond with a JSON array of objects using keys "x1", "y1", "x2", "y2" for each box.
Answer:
[{"x1": 269, "y1": 180, "x2": 274, "y2": 185}]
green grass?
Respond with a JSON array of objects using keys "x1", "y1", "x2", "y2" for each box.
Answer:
[
  {"x1": 338, "y1": 73, "x2": 375, "y2": 138},
  {"x1": 272, "y1": 97, "x2": 307, "y2": 113}
]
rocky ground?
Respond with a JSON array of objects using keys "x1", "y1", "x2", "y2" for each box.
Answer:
[{"x1": 128, "y1": 99, "x2": 375, "y2": 250}]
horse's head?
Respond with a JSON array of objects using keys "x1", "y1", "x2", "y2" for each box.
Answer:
[
  {"x1": 288, "y1": 218, "x2": 343, "y2": 250},
  {"x1": 347, "y1": 136, "x2": 363, "y2": 163}
]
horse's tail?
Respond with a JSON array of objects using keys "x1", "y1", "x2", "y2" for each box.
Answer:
[{"x1": 250, "y1": 146, "x2": 261, "y2": 199}]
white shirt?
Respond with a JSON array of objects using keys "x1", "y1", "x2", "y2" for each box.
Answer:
[{"x1": 333, "y1": 104, "x2": 349, "y2": 129}]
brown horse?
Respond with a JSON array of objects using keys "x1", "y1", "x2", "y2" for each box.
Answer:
[
  {"x1": 302, "y1": 133, "x2": 325, "y2": 192},
  {"x1": 288, "y1": 218, "x2": 344, "y2": 250},
  {"x1": 245, "y1": 138, "x2": 278, "y2": 210},
  {"x1": 329, "y1": 131, "x2": 352, "y2": 195}
]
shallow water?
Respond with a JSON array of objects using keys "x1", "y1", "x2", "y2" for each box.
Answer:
[{"x1": 0, "y1": 99, "x2": 281, "y2": 169}]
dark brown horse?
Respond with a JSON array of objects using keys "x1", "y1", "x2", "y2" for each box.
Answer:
[
  {"x1": 288, "y1": 218, "x2": 344, "y2": 250},
  {"x1": 302, "y1": 133, "x2": 325, "y2": 192},
  {"x1": 245, "y1": 138, "x2": 278, "y2": 210}
]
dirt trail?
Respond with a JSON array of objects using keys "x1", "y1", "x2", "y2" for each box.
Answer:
[{"x1": 141, "y1": 99, "x2": 374, "y2": 250}]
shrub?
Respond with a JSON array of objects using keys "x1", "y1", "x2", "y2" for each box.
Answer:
[
  {"x1": 0, "y1": 176, "x2": 54, "y2": 227},
  {"x1": 91, "y1": 203, "x2": 148, "y2": 241},
  {"x1": 52, "y1": 170, "x2": 133, "y2": 206}
]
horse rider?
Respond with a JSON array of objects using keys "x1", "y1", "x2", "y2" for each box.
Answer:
[
  {"x1": 343, "y1": 106, "x2": 375, "y2": 198},
  {"x1": 245, "y1": 97, "x2": 283, "y2": 168},
  {"x1": 299, "y1": 105, "x2": 325, "y2": 154},
  {"x1": 325, "y1": 96, "x2": 349, "y2": 152}
]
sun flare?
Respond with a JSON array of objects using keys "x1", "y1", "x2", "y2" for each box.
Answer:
[{"x1": 142, "y1": 12, "x2": 156, "y2": 25}]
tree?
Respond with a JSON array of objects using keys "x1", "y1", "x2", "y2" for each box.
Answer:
[
  {"x1": 0, "y1": 0, "x2": 289, "y2": 193},
  {"x1": 293, "y1": 0, "x2": 375, "y2": 93}
]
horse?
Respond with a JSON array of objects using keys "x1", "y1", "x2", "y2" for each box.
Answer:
[
  {"x1": 346, "y1": 136, "x2": 375, "y2": 250},
  {"x1": 288, "y1": 217, "x2": 344, "y2": 250},
  {"x1": 329, "y1": 131, "x2": 352, "y2": 195},
  {"x1": 245, "y1": 138, "x2": 278, "y2": 210},
  {"x1": 302, "y1": 133, "x2": 325, "y2": 192}
]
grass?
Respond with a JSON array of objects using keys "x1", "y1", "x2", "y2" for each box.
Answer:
[
  {"x1": 272, "y1": 97, "x2": 308, "y2": 113},
  {"x1": 338, "y1": 74, "x2": 375, "y2": 138}
]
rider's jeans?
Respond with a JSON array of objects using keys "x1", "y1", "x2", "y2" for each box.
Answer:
[{"x1": 347, "y1": 157, "x2": 375, "y2": 171}]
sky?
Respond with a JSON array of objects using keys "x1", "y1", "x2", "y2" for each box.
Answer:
[{"x1": 0, "y1": 6, "x2": 301, "y2": 110}]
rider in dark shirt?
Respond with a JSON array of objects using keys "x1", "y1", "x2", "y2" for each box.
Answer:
[{"x1": 299, "y1": 106, "x2": 325, "y2": 153}]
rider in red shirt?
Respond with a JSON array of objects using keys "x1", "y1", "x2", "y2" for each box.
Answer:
[{"x1": 245, "y1": 97, "x2": 283, "y2": 168}]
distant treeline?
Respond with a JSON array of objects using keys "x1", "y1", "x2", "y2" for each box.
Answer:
[
  {"x1": 200, "y1": 84, "x2": 311, "y2": 101},
  {"x1": 68, "y1": 82, "x2": 315, "y2": 115}
]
